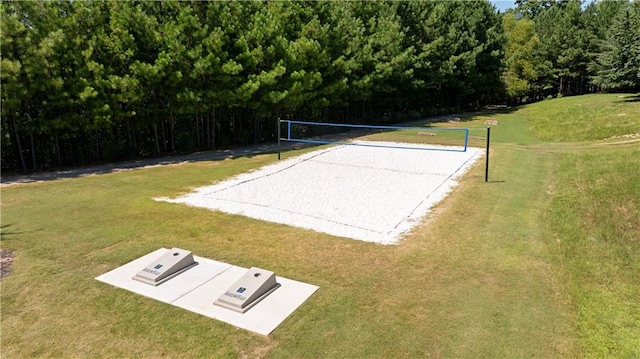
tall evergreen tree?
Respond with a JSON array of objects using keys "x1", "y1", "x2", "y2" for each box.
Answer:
[
  {"x1": 0, "y1": 0, "x2": 515, "y2": 172},
  {"x1": 592, "y1": 1, "x2": 640, "y2": 90},
  {"x1": 1, "y1": 1, "x2": 34, "y2": 170}
]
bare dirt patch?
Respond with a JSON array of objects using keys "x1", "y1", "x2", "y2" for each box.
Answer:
[
  {"x1": 606, "y1": 133, "x2": 640, "y2": 140},
  {"x1": 1, "y1": 248, "x2": 15, "y2": 280}
]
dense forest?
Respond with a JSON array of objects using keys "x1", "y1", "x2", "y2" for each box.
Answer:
[{"x1": 1, "y1": 0, "x2": 639, "y2": 172}]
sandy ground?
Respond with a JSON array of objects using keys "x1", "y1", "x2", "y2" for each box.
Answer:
[{"x1": 158, "y1": 142, "x2": 482, "y2": 245}]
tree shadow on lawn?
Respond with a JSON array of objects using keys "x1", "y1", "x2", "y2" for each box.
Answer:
[
  {"x1": 0, "y1": 142, "x2": 309, "y2": 187},
  {"x1": 402, "y1": 105, "x2": 522, "y2": 127},
  {"x1": 618, "y1": 93, "x2": 640, "y2": 103},
  {"x1": 0, "y1": 224, "x2": 20, "y2": 240},
  {"x1": 0, "y1": 223, "x2": 43, "y2": 242},
  {"x1": 1, "y1": 107, "x2": 521, "y2": 187}
]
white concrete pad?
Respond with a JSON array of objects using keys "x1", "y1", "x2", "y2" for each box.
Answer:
[{"x1": 95, "y1": 248, "x2": 319, "y2": 335}]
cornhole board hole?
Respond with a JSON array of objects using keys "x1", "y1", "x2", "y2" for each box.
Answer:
[
  {"x1": 132, "y1": 247, "x2": 198, "y2": 286},
  {"x1": 213, "y1": 267, "x2": 281, "y2": 313},
  {"x1": 95, "y1": 248, "x2": 319, "y2": 335}
]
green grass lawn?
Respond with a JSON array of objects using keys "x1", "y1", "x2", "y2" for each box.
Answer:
[{"x1": 1, "y1": 93, "x2": 639, "y2": 358}]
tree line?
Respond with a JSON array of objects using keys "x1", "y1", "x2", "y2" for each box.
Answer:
[
  {"x1": 1, "y1": 0, "x2": 638, "y2": 172},
  {"x1": 503, "y1": 0, "x2": 640, "y2": 102}
]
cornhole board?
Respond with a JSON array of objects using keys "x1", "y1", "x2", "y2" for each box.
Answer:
[
  {"x1": 213, "y1": 267, "x2": 281, "y2": 313},
  {"x1": 132, "y1": 247, "x2": 198, "y2": 286},
  {"x1": 95, "y1": 248, "x2": 319, "y2": 335}
]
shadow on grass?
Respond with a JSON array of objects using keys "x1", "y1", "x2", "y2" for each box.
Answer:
[
  {"x1": 0, "y1": 224, "x2": 35, "y2": 242},
  {"x1": 1, "y1": 106, "x2": 523, "y2": 187},
  {"x1": 405, "y1": 105, "x2": 523, "y2": 127},
  {"x1": 0, "y1": 224, "x2": 19, "y2": 241},
  {"x1": 0, "y1": 142, "x2": 309, "y2": 187},
  {"x1": 620, "y1": 93, "x2": 640, "y2": 103}
]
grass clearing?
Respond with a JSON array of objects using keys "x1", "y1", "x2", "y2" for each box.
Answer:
[{"x1": 2, "y1": 93, "x2": 639, "y2": 358}]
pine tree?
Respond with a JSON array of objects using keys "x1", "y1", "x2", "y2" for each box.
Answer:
[{"x1": 592, "y1": 1, "x2": 640, "y2": 90}]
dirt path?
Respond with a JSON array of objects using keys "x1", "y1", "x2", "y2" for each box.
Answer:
[
  {"x1": 0, "y1": 142, "x2": 300, "y2": 188},
  {"x1": 0, "y1": 248, "x2": 14, "y2": 280}
]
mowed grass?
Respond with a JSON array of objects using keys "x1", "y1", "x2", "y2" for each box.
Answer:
[
  {"x1": 523, "y1": 93, "x2": 640, "y2": 142},
  {"x1": 2, "y1": 93, "x2": 639, "y2": 358},
  {"x1": 547, "y1": 145, "x2": 640, "y2": 357}
]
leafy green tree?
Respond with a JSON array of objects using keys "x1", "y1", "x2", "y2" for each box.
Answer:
[{"x1": 502, "y1": 12, "x2": 540, "y2": 101}]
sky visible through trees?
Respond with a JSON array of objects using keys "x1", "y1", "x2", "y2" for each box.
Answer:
[{"x1": 491, "y1": 0, "x2": 517, "y2": 12}]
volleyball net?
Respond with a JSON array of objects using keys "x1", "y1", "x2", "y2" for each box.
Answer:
[{"x1": 278, "y1": 120, "x2": 470, "y2": 153}]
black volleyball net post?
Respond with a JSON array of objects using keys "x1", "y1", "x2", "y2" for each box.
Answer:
[
  {"x1": 277, "y1": 118, "x2": 281, "y2": 160},
  {"x1": 485, "y1": 126, "x2": 491, "y2": 182}
]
